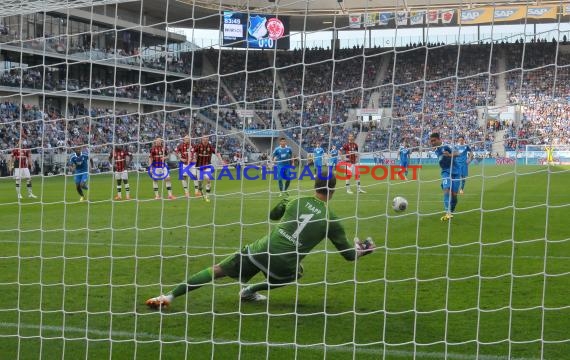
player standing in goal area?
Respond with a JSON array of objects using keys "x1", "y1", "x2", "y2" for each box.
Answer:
[
  {"x1": 109, "y1": 145, "x2": 133, "y2": 200},
  {"x1": 149, "y1": 137, "x2": 175, "y2": 200},
  {"x1": 193, "y1": 135, "x2": 223, "y2": 202},
  {"x1": 454, "y1": 135, "x2": 473, "y2": 195},
  {"x1": 341, "y1": 133, "x2": 366, "y2": 194},
  {"x1": 429, "y1": 133, "x2": 461, "y2": 221},
  {"x1": 10, "y1": 141, "x2": 37, "y2": 199},
  {"x1": 175, "y1": 135, "x2": 196, "y2": 198},
  {"x1": 69, "y1": 147, "x2": 94, "y2": 202},
  {"x1": 145, "y1": 172, "x2": 375, "y2": 308}
]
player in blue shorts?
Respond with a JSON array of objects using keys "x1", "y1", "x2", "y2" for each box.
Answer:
[
  {"x1": 272, "y1": 138, "x2": 294, "y2": 196},
  {"x1": 430, "y1": 133, "x2": 460, "y2": 221},
  {"x1": 398, "y1": 143, "x2": 411, "y2": 179},
  {"x1": 454, "y1": 135, "x2": 473, "y2": 195},
  {"x1": 69, "y1": 147, "x2": 93, "y2": 202},
  {"x1": 313, "y1": 143, "x2": 325, "y2": 175},
  {"x1": 328, "y1": 145, "x2": 339, "y2": 170}
]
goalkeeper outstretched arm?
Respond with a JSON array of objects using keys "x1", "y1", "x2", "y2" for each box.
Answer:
[{"x1": 328, "y1": 216, "x2": 376, "y2": 261}]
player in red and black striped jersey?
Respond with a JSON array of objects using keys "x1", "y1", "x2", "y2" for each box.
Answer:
[
  {"x1": 149, "y1": 137, "x2": 175, "y2": 200},
  {"x1": 192, "y1": 135, "x2": 223, "y2": 202},
  {"x1": 10, "y1": 141, "x2": 37, "y2": 199},
  {"x1": 109, "y1": 145, "x2": 133, "y2": 200},
  {"x1": 175, "y1": 135, "x2": 195, "y2": 198},
  {"x1": 341, "y1": 133, "x2": 365, "y2": 194}
]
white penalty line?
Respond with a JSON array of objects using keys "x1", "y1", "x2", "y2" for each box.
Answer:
[
  {"x1": 1, "y1": 239, "x2": 570, "y2": 261},
  {"x1": 0, "y1": 322, "x2": 539, "y2": 360}
]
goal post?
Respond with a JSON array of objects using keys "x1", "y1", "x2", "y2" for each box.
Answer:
[{"x1": 523, "y1": 145, "x2": 570, "y2": 165}]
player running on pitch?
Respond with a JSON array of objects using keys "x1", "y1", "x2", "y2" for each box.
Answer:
[
  {"x1": 145, "y1": 172, "x2": 375, "y2": 308},
  {"x1": 69, "y1": 147, "x2": 94, "y2": 202},
  {"x1": 430, "y1": 133, "x2": 461, "y2": 221}
]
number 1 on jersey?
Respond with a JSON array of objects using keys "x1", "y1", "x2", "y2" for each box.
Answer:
[{"x1": 291, "y1": 213, "x2": 314, "y2": 239}]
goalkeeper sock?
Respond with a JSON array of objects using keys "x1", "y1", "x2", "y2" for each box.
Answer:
[
  {"x1": 443, "y1": 191, "x2": 450, "y2": 212},
  {"x1": 278, "y1": 180, "x2": 283, "y2": 192},
  {"x1": 451, "y1": 194, "x2": 458, "y2": 213},
  {"x1": 285, "y1": 180, "x2": 291, "y2": 191},
  {"x1": 461, "y1": 179, "x2": 466, "y2": 190},
  {"x1": 170, "y1": 267, "x2": 213, "y2": 298}
]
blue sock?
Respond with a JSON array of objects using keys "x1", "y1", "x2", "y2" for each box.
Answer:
[
  {"x1": 451, "y1": 195, "x2": 458, "y2": 212},
  {"x1": 278, "y1": 180, "x2": 283, "y2": 191},
  {"x1": 461, "y1": 179, "x2": 466, "y2": 190},
  {"x1": 285, "y1": 180, "x2": 291, "y2": 191},
  {"x1": 443, "y1": 192, "x2": 450, "y2": 212}
]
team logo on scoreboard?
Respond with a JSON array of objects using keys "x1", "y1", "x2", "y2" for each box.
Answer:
[
  {"x1": 266, "y1": 18, "x2": 284, "y2": 40},
  {"x1": 248, "y1": 15, "x2": 268, "y2": 39}
]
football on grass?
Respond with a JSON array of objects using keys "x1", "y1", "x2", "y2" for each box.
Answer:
[{"x1": 392, "y1": 196, "x2": 408, "y2": 212}]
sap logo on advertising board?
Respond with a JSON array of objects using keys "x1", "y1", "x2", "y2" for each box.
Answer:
[
  {"x1": 461, "y1": 10, "x2": 484, "y2": 21},
  {"x1": 527, "y1": 8, "x2": 550, "y2": 17},
  {"x1": 494, "y1": 9, "x2": 517, "y2": 19}
]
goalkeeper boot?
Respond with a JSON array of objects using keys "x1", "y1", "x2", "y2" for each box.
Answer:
[
  {"x1": 80, "y1": 196, "x2": 85, "y2": 202},
  {"x1": 239, "y1": 288, "x2": 267, "y2": 302},
  {"x1": 204, "y1": 194, "x2": 211, "y2": 203},
  {"x1": 145, "y1": 294, "x2": 172, "y2": 309},
  {"x1": 459, "y1": 189, "x2": 464, "y2": 195}
]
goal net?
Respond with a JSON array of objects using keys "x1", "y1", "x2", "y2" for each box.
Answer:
[{"x1": 2, "y1": 1, "x2": 569, "y2": 359}]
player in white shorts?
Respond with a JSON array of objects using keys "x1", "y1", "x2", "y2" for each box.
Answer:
[{"x1": 11, "y1": 142, "x2": 37, "y2": 199}]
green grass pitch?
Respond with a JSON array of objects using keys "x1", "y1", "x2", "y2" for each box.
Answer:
[{"x1": 0, "y1": 165, "x2": 569, "y2": 359}]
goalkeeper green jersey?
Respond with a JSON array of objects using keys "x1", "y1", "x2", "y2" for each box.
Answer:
[{"x1": 245, "y1": 196, "x2": 356, "y2": 279}]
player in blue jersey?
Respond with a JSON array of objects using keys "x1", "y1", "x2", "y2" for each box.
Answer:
[
  {"x1": 429, "y1": 133, "x2": 460, "y2": 221},
  {"x1": 272, "y1": 138, "x2": 294, "y2": 196},
  {"x1": 328, "y1": 145, "x2": 339, "y2": 169},
  {"x1": 313, "y1": 143, "x2": 325, "y2": 175},
  {"x1": 69, "y1": 147, "x2": 94, "y2": 202},
  {"x1": 454, "y1": 135, "x2": 473, "y2": 195},
  {"x1": 398, "y1": 144, "x2": 412, "y2": 180}
]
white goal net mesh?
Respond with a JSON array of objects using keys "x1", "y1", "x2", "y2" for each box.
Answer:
[{"x1": 1, "y1": 1, "x2": 569, "y2": 359}]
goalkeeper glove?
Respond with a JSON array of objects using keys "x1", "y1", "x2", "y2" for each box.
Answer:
[{"x1": 354, "y1": 237, "x2": 375, "y2": 258}]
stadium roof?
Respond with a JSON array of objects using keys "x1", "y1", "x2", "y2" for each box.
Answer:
[{"x1": 121, "y1": 0, "x2": 567, "y2": 31}]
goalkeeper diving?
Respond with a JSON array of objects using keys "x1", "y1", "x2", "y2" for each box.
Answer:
[{"x1": 146, "y1": 172, "x2": 376, "y2": 308}]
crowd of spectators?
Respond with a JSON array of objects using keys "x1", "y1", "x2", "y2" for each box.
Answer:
[
  {"x1": 1, "y1": 42, "x2": 568, "y2": 159},
  {"x1": 0, "y1": 101, "x2": 256, "y2": 162}
]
